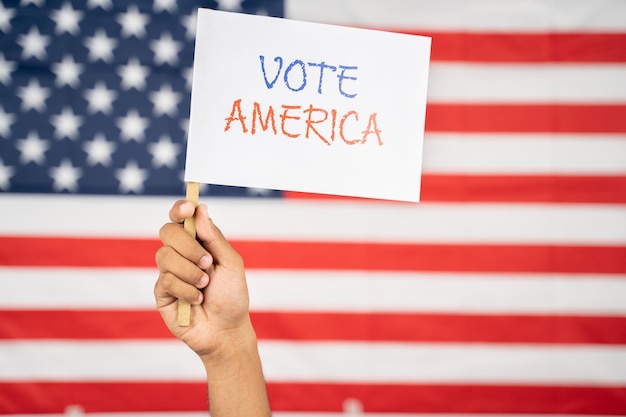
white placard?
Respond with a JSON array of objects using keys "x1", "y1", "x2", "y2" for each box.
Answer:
[{"x1": 185, "y1": 8, "x2": 431, "y2": 202}]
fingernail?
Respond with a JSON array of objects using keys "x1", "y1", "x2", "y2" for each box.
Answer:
[
  {"x1": 196, "y1": 291, "x2": 204, "y2": 304},
  {"x1": 182, "y1": 201, "x2": 195, "y2": 215},
  {"x1": 199, "y1": 255, "x2": 211, "y2": 269},
  {"x1": 198, "y1": 273, "x2": 209, "y2": 288}
]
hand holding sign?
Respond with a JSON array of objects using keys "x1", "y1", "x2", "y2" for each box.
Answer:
[{"x1": 179, "y1": 8, "x2": 431, "y2": 325}]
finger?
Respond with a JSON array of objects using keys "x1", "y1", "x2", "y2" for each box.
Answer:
[
  {"x1": 155, "y1": 245, "x2": 209, "y2": 289},
  {"x1": 159, "y1": 222, "x2": 214, "y2": 270},
  {"x1": 168, "y1": 200, "x2": 196, "y2": 224},
  {"x1": 154, "y1": 271, "x2": 204, "y2": 306},
  {"x1": 195, "y1": 204, "x2": 243, "y2": 267}
]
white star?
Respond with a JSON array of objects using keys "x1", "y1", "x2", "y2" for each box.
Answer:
[
  {"x1": 182, "y1": 66, "x2": 192, "y2": 91},
  {"x1": 216, "y1": 0, "x2": 243, "y2": 11},
  {"x1": 17, "y1": 26, "x2": 50, "y2": 60},
  {"x1": 15, "y1": 131, "x2": 49, "y2": 165},
  {"x1": 153, "y1": 0, "x2": 177, "y2": 13},
  {"x1": 84, "y1": 81, "x2": 117, "y2": 114},
  {"x1": 148, "y1": 135, "x2": 180, "y2": 168},
  {"x1": 51, "y1": 54, "x2": 84, "y2": 87},
  {"x1": 117, "y1": 5, "x2": 148, "y2": 38},
  {"x1": 180, "y1": 118, "x2": 189, "y2": 137},
  {"x1": 49, "y1": 158, "x2": 82, "y2": 192},
  {"x1": 115, "y1": 160, "x2": 148, "y2": 193},
  {"x1": 84, "y1": 29, "x2": 117, "y2": 62},
  {"x1": 82, "y1": 133, "x2": 116, "y2": 166},
  {"x1": 0, "y1": 105, "x2": 16, "y2": 137},
  {"x1": 181, "y1": 11, "x2": 196, "y2": 40},
  {"x1": 0, "y1": 4, "x2": 16, "y2": 33},
  {"x1": 20, "y1": 0, "x2": 44, "y2": 7},
  {"x1": 0, "y1": 158, "x2": 15, "y2": 191},
  {"x1": 50, "y1": 107, "x2": 83, "y2": 140},
  {"x1": 116, "y1": 109, "x2": 148, "y2": 142},
  {"x1": 86, "y1": 0, "x2": 112, "y2": 10},
  {"x1": 150, "y1": 33, "x2": 181, "y2": 66},
  {"x1": 149, "y1": 84, "x2": 181, "y2": 117},
  {"x1": 0, "y1": 53, "x2": 17, "y2": 85},
  {"x1": 16, "y1": 78, "x2": 50, "y2": 112},
  {"x1": 198, "y1": 182, "x2": 209, "y2": 194},
  {"x1": 247, "y1": 187, "x2": 273, "y2": 196},
  {"x1": 51, "y1": 2, "x2": 83, "y2": 35},
  {"x1": 117, "y1": 58, "x2": 149, "y2": 90}
]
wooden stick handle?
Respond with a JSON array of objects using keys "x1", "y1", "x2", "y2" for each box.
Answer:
[{"x1": 178, "y1": 182, "x2": 200, "y2": 326}]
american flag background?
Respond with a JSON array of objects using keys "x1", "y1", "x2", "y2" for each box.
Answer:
[{"x1": 1, "y1": 0, "x2": 626, "y2": 415}]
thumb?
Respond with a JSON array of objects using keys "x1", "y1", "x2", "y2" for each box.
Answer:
[{"x1": 195, "y1": 204, "x2": 242, "y2": 266}]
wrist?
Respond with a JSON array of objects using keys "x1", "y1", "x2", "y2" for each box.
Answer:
[
  {"x1": 199, "y1": 316, "x2": 271, "y2": 416},
  {"x1": 199, "y1": 316, "x2": 259, "y2": 370}
]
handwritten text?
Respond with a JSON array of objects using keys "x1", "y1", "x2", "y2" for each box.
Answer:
[
  {"x1": 224, "y1": 99, "x2": 383, "y2": 146},
  {"x1": 259, "y1": 55, "x2": 358, "y2": 98}
]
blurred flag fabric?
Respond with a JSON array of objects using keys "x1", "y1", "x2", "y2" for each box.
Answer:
[{"x1": 1, "y1": 0, "x2": 626, "y2": 415}]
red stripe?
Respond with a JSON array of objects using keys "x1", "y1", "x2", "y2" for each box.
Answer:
[
  {"x1": 0, "y1": 236, "x2": 162, "y2": 267},
  {"x1": 1, "y1": 237, "x2": 625, "y2": 273},
  {"x1": 253, "y1": 312, "x2": 626, "y2": 345},
  {"x1": 425, "y1": 104, "x2": 626, "y2": 133},
  {"x1": 421, "y1": 174, "x2": 626, "y2": 204},
  {"x1": 2, "y1": 310, "x2": 625, "y2": 344},
  {"x1": 269, "y1": 383, "x2": 626, "y2": 414},
  {"x1": 0, "y1": 382, "x2": 624, "y2": 414},
  {"x1": 397, "y1": 32, "x2": 626, "y2": 63},
  {"x1": 235, "y1": 241, "x2": 626, "y2": 274},
  {"x1": 286, "y1": 175, "x2": 626, "y2": 204},
  {"x1": 0, "y1": 310, "x2": 173, "y2": 340}
]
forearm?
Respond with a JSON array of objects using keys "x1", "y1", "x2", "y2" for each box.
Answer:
[{"x1": 201, "y1": 320, "x2": 271, "y2": 417}]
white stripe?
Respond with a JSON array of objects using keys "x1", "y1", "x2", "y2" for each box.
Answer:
[
  {"x1": 0, "y1": 341, "x2": 202, "y2": 381},
  {"x1": 0, "y1": 194, "x2": 170, "y2": 237},
  {"x1": 423, "y1": 133, "x2": 626, "y2": 174},
  {"x1": 1, "y1": 340, "x2": 625, "y2": 384},
  {"x1": 428, "y1": 64, "x2": 626, "y2": 103},
  {"x1": 1, "y1": 268, "x2": 625, "y2": 315},
  {"x1": 261, "y1": 342, "x2": 626, "y2": 384},
  {"x1": 1, "y1": 195, "x2": 625, "y2": 244},
  {"x1": 247, "y1": 271, "x2": 626, "y2": 315},
  {"x1": 286, "y1": 0, "x2": 626, "y2": 32},
  {"x1": 0, "y1": 268, "x2": 156, "y2": 310}
]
